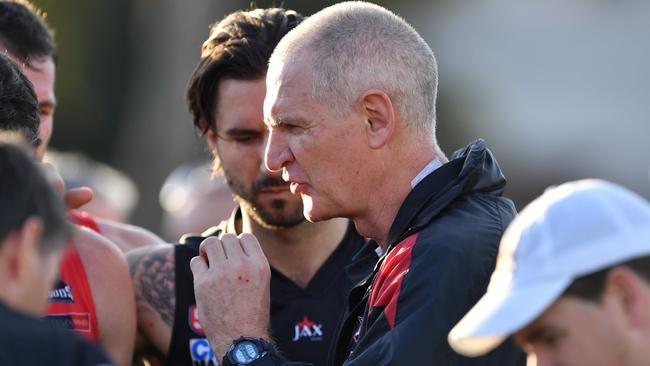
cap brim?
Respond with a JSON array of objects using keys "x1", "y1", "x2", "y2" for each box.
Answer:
[{"x1": 448, "y1": 276, "x2": 572, "y2": 357}]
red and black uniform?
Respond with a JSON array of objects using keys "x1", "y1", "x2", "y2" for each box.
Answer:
[
  {"x1": 235, "y1": 140, "x2": 526, "y2": 366},
  {"x1": 167, "y1": 209, "x2": 377, "y2": 366},
  {"x1": 45, "y1": 211, "x2": 100, "y2": 343}
]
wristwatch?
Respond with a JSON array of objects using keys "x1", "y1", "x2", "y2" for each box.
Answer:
[{"x1": 223, "y1": 337, "x2": 275, "y2": 365}]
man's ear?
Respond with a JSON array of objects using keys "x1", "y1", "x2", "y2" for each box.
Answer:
[
  {"x1": 358, "y1": 90, "x2": 396, "y2": 149},
  {"x1": 605, "y1": 266, "x2": 649, "y2": 329},
  {"x1": 18, "y1": 217, "x2": 44, "y2": 262},
  {"x1": 5, "y1": 217, "x2": 43, "y2": 281},
  {"x1": 206, "y1": 128, "x2": 218, "y2": 153}
]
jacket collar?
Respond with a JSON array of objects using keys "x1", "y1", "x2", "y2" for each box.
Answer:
[{"x1": 384, "y1": 139, "x2": 507, "y2": 251}]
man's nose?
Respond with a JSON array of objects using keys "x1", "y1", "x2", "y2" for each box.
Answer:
[
  {"x1": 529, "y1": 351, "x2": 554, "y2": 366},
  {"x1": 264, "y1": 128, "x2": 292, "y2": 172}
]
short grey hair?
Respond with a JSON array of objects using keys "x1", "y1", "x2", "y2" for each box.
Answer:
[{"x1": 272, "y1": 1, "x2": 438, "y2": 137}]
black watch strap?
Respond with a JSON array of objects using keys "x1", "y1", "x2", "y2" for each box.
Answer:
[{"x1": 222, "y1": 337, "x2": 278, "y2": 366}]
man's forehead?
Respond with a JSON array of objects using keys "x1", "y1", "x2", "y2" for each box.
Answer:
[{"x1": 264, "y1": 57, "x2": 311, "y2": 120}]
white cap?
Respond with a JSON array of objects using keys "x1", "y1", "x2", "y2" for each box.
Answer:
[{"x1": 448, "y1": 179, "x2": 650, "y2": 357}]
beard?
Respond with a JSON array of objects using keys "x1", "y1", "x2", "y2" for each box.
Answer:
[{"x1": 223, "y1": 170, "x2": 305, "y2": 230}]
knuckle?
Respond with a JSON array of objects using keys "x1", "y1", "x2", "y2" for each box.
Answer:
[
  {"x1": 220, "y1": 232, "x2": 238, "y2": 242},
  {"x1": 200, "y1": 237, "x2": 220, "y2": 250}
]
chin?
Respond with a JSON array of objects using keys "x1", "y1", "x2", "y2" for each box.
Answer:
[{"x1": 302, "y1": 201, "x2": 337, "y2": 223}]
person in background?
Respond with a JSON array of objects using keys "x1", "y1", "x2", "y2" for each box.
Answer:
[
  {"x1": 449, "y1": 179, "x2": 650, "y2": 366},
  {"x1": 0, "y1": 2, "x2": 137, "y2": 364},
  {"x1": 0, "y1": 0, "x2": 164, "y2": 250},
  {"x1": 0, "y1": 53, "x2": 110, "y2": 365},
  {"x1": 159, "y1": 161, "x2": 236, "y2": 241}
]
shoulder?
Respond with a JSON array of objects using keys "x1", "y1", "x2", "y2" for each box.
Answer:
[
  {"x1": 127, "y1": 243, "x2": 175, "y2": 280},
  {"x1": 413, "y1": 193, "x2": 514, "y2": 257},
  {"x1": 74, "y1": 226, "x2": 129, "y2": 281},
  {"x1": 96, "y1": 218, "x2": 165, "y2": 253}
]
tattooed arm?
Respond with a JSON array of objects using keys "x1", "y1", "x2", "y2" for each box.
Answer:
[{"x1": 127, "y1": 244, "x2": 176, "y2": 357}]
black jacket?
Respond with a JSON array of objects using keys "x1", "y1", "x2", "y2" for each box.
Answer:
[
  {"x1": 0, "y1": 301, "x2": 111, "y2": 365},
  {"x1": 236, "y1": 140, "x2": 525, "y2": 366}
]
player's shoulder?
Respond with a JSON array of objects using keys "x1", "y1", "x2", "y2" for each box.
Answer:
[
  {"x1": 126, "y1": 243, "x2": 175, "y2": 276},
  {"x1": 74, "y1": 226, "x2": 126, "y2": 269},
  {"x1": 95, "y1": 218, "x2": 165, "y2": 252}
]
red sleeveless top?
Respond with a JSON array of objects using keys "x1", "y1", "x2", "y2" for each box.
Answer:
[{"x1": 45, "y1": 211, "x2": 100, "y2": 343}]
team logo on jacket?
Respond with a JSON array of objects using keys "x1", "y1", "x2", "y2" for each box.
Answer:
[
  {"x1": 189, "y1": 338, "x2": 218, "y2": 365},
  {"x1": 188, "y1": 305, "x2": 205, "y2": 335},
  {"x1": 48, "y1": 280, "x2": 74, "y2": 303},
  {"x1": 292, "y1": 315, "x2": 323, "y2": 342}
]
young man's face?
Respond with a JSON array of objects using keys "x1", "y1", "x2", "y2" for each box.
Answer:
[
  {"x1": 16, "y1": 57, "x2": 56, "y2": 159},
  {"x1": 264, "y1": 57, "x2": 370, "y2": 223},
  {"x1": 210, "y1": 78, "x2": 304, "y2": 229},
  {"x1": 514, "y1": 296, "x2": 627, "y2": 366}
]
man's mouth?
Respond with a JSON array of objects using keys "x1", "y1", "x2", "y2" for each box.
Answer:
[
  {"x1": 289, "y1": 182, "x2": 307, "y2": 195},
  {"x1": 258, "y1": 185, "x2": 290, "y2": 194}
]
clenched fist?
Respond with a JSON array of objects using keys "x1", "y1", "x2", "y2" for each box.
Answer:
[{"x1": 190, "y1": 233, "x2": 272, "y2": 359}]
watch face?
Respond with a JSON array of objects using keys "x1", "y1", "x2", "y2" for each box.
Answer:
[{"x1": 233, "y1": 341, "x2": 260, "y2": 364}]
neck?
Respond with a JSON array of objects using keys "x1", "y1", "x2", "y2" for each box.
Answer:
[
  {"x1": 353, "y1": 140, "x2": 442, "y2": 247},
  {"x1": 237, "y1": 209, "x2": 349, "y2": 288}
]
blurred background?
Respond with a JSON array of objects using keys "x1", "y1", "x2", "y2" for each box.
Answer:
[{"x1": 35, "y1": 0, "x2": 650, "y2": 240}]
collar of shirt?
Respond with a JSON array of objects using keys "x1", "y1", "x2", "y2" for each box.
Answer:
[{"x1": 410, "y1": 158, "x2": 443, "y2": 189}]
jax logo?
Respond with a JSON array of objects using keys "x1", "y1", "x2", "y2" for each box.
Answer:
[
  {"x1": 48, "y1": 280, "x2": 74, "y2": 303},
  {"x1": 188, "y1": 305, "x2": 204, "y2": 335},
  {"x1": 189, "y1": 338, "x2": 218, "y2": 366},
  {"x1": 292, "y1": 315, "x2": 323, "y2": 342}
]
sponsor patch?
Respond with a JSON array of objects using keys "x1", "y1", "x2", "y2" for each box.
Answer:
[
  {"x1": 189, "y1": 338, "x2": 218, "y2": 366},
  {"x1": 48, "y1": 280, "x2": 75, "y2": 303},
  {"x1": 292, "y1": 315, "x2": 324, "y2": 342},
  {"x1": 188, "y1": 305, "x2": 204, "y2": 335},
  {"x1": 46, "y1": 312, "x2": 92, "y2": 333}
]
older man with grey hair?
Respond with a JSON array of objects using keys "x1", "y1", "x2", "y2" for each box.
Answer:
[{"x1": 191, "y1": 2, "x2": 525, "y2": 365}]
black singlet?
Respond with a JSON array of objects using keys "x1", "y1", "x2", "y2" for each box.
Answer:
[{"x1": 166, "y1": 209, "x2": 377, "y2": 366}]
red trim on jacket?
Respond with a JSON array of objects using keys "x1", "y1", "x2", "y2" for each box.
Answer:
[{"x1": 368, "y1": 233, "x2": 418, "y2": 328}]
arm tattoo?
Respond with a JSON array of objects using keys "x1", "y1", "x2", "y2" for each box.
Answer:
[{"x1": 129, "y1": 246, "x2": 176, "y2": 327}]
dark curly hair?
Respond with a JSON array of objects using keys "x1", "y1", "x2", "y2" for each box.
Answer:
[
  {"x1": 564, "y1": 256, "x2": 650, "y2": 302},
  {"x1": 185, "y1": 8, "x2": 303, "y2": 134},
  {"x1": 0, "y1": 53, "x2": 40, "y2": 147},
  {"x1": 0, "y1": 0, "x2": 56, "y2": 66}
]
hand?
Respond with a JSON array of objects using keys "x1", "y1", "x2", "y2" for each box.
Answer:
[
  {"x1": 40, "y1": 162, "x2": 94, "y2": 210},
  {"x1": 64, "y1": 187, "x2": 94, "y2": 210},
  {"x1": 190, "y1": 233, "x2": 271, "y2": 359}
]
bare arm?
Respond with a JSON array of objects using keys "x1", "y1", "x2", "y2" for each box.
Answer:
[
  {"x1": 96, "y1": 218, "x2": 165, "y2": 253},
  {"x1": 127, "y1": 244, "x2": 175, "y2": 356},
  {"x1": 75, "y1": 227, "x2": 137, "y2": 366}
]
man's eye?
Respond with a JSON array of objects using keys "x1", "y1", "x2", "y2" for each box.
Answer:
[
  {"x1": 40, "y1": 106, "x2": 53, "y2": 117},
  {"x1": 232, "y1": 135, "x2": 262, "y2": 143},
  {"x1": 281, "y1": 124, "x2": 305, "y2": 134},
  {"x1": 537, "y1": 333, "x2": 561, "y2": 348}
]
